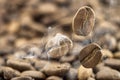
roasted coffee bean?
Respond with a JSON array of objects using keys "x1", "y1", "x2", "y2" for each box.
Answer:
[
  {"x1": 11, "y1": 76, "x2": 34, "y2": 80},
  {"x1": 104, "y1": 59, "x2": 120, "y2": 71},
  {"x1": 7, "y1": 59, "x2": 35, "y2": 72},
  {"x1": 94, "y1": 63, "x2": 109, "y2": 72},
  {"x1": 96, "y1": 68, "x2": 120, "y2": 80},
  {"x1": 79, "y1": 43, "x2": 102, "y2": 68},
  {"x1": 1, "y1": 67, "x2": 20, "y2": 80},
  {"x1": 21, "y1": 70, "x2": 46, "y2": 80},
  {"x1": 78, "y1": 65, "x2": 93, "y2": 80},
  {"x1": 46, "y1": 76, "x2": 63, "y2": 80},
  {"x1": 41, "y1": 62, "x2": 70, "y2": 76},
  {"x1": 72, "y1": 6, "x2": 95, "y2": 36},
  {"x1": 45, "y1": 33, "x2": 73, "y2": 59}
]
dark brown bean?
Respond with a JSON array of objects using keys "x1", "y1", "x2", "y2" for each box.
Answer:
[
  {"x1": 79, "y1": 43, "x2": 102, "y2": 68},
  {"x1": 72, "y1": 6, "x2": 95, "y2": 36}
]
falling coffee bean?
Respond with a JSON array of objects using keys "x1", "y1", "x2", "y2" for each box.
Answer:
[
  {"x1": 72, "y1": 6, "x2": 95, "y2": 36},
  {"x1": 79, "y1": 43, "x2": 102, "y2": 68},
  {"x1": 45, "y1": 33, "x2": 73, "y2": 59}
]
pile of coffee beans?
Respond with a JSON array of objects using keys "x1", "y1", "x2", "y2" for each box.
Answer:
[{"x1": 0, "y1": 0, "x2": 120, "y2": 80}]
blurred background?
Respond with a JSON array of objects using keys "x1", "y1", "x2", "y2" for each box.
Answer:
[
  {"x1": 0, "y1": 0, "x2": 120, "y2": 54},
  {"x1": 0, "y1": 0, "x2": 120, "y2": 80}
]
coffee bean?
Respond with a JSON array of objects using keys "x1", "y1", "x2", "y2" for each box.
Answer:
[
  {"x1": 78, "y1": 65, "x2": 93, "y2": 80},
  {"x1": 11, "y1": 76, "x2": 34, "y2": 80},
  {"x1": 72, "y1": 6, "x2": 95, "y2": 36},
  {"x1": 46, "y1": 76, "x2": 63, "y2": 80},
  {"x1": 79, "y1": 43, "x2": 102, "y2": 68},
  {"x1": 1, "y1": 67, "x2": 20, "y2": 80},
  {"x1": 7, "y1": 59, "x2": 35, "y2": 72},
  {"x1": 104, "y1": 59, "x2": 120, "y2": 71},
  {"x1": 96, "y1": 68, "x2": 120, "y2": 80},
  {"x1": 95, "y1": 64, "x2": 112, "y2": 73},
  {"x1": 45, "y1": 33, "x2": 73, "y2": 59},
  {"x1": 21, "y1": 70, "x2": 46, "y2": 80},
  {"x1": 41, "y1": 62, "x2": 70, "y2": 76}
]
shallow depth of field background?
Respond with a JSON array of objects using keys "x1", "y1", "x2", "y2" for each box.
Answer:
[{"x1": 0, "y1": 0, "x2": 120, "y2": 80}]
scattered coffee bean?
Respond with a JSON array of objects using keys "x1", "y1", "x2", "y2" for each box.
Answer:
[
  {"x1": 72, "y1": 6, "x2": 95, "y2": 36},
  {"x1": 94, "y1": 63, "x2": 110, "y2": 72},
  {"x1": 11, "y1": 76, "x2": 34, "y2": 80},
  {"x1": 104, "y1": 58, "x2": 120, "y2": 71},
  {"x1": 79, "y1": 43, "x2": 102, "y2": 68},
  {"x1": 21, "y1": 70, "x2": 46, "y2": 80},
  {"x1": 46, "y1": 76, "x2": 63, "y2": 80},
  {"x1": 96, "y1": 68, "x2": 120, "y2": 80},
  {"x1": 41, "y1": 62, "x2": 70, "y2": 76},
  {"x1": 1, "y1": 67, "x2": 20, "y2": 80},
  {"x1": 7, "y1": 59, "x2": 35, "y2": 72}
]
